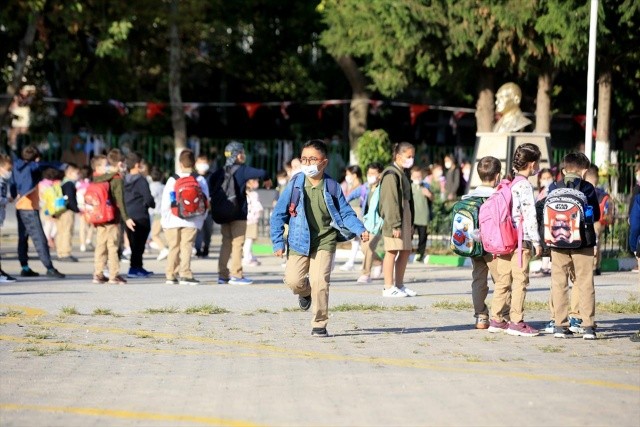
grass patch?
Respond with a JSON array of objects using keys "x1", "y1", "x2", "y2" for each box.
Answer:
[
  {"x1": 135, "y1": 331, "x2": 154, "y2": 339},
  {"x1": 538, "y1": 345, "x2": 564, "y2": 353},
  {"x1": 596, "y1": 298, "x2": 640, "y2": 314},
  {"x1": 93, "y1": 308, "x2": 114, "y2": 316},
  {"x1": 282, "y1": 307, "x2": 298, "y2": 312},
  {"x1": 25, "y1": 330, "x2": 53, "y2": 340},
  {"x1": 184, "y1": 304, "x2": 229, "y2": 315},
  {"x1": 144, "y1": 306, "x2": 179, "y2": 314},
  {"x1": 60, "y1": 306, "x2": 79, "y2": 315},
  {"x1": 332, "y1": 303, "x2": 419, "y2": 312},
  {"x1": 432, "y1": 300, "x2": 474, "y2": 311},
  {"x1": 0, "y1": 309, "x2": 24, "y2": 317},
  {"x1": 255, "y1": 308, "x2": 277, "y2": 314},
  {"x1": 524, "y1": 301, "x2": 549, "y2": 311}
]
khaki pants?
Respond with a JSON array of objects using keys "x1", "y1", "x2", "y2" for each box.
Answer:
[
  {"x1": 219, "y1": 220, "x2": 247, "y2": 279},
  {"x1": 547, "y1": 263, "x2": 580, "y2": 320},
  {"x1": 94, "y1": 223, "x2": 121, "y2": 277},
  {"x1": 490, "y1": 248, "x2": 533, "y2": 323},
  {"x1": 55, "y1": 210, "x2": 75, "y2": 257},
  {"x1": 471, "y1": 254, "x2": 499, "y2": 319},
  {"x1": 593, "y1": 222, "x2": 603, "y2": 270},
  {"x1": 164, "y1": 227, "x2": 198, "y2": 280},
  {"x1": 150, "y1": 217, "x2": 166, "y2": 250},
  {"x1": 360, "y1": 232, "x2": 382, "y2": 276},
  {"x1": 551, "y1": 247, "x2": 595, "y2": 327},
  {"x1": 285, "y1": 251, "x2": 334, "y2": 328}
]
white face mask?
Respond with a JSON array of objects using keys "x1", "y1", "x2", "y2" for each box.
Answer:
[
  {"x1": 402, "y1": 158, "x2": 414, "y2": 169},
  {"x1": 277, "y1": 179, "x2": 287, "y2": 186},
  {"x1": 540, "y1": 179, "x2": 553, "y2": 188},
  {"x1": 345, "y1": 175, "x2": 354, "y2": 184},
  {"x1": 444, "y1": 161, "x2": 452, "y2": 169},
  {"x1": 301, "y1": 164, "x2": 320, "y2": 178},
  {"x1": 412, "y1": 179, "x2": 421, "y2": 185},
  {"x1": 195, "y1": 163, "x2": 210, "y2": 174},
  {"x1": 0, "y1": 171, "x2": 11, "y2": 180},
  {"x1": 366, "y1": 175, "x2": 377, "y2": 185}
]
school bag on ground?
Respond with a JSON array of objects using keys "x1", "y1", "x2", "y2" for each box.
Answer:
[
  {"x1": 543, "y1": 181, "x2": 590, "y2": 249},
  {"x1": 450, "y1": 196, "x2": 485, "y2": 257},
  {"x1": 42, "y1": 182, "x2": 67, "y2": 217},
  {"x1": 210, "y1": 165, "x2": 241, "y2": 224},
  {"x1": 83, "y1": 181, "x2": 116, "y2": 225},
  {"x1": 478, "y1": 176, "x2": 526, "y2": 259},
  {"x1": 171, "y1": 174, "x2": 208, "y2": 219},
  {"x1": 362, "y1": 171, "x2": 398, "y2": 236}
]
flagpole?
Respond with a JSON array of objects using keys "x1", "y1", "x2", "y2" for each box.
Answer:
[{"x1": 584, "y1": 0, "x2": 598, "y2": 161}]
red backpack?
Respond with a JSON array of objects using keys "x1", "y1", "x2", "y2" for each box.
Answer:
[
  {"x1": 83, "y1": 181, "x2": 116, "y2": 225},
  {"x1": 171, "y1": 174, "x2": 208, "y2": 219}
]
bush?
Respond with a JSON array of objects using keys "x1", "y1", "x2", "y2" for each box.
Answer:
[{"x1": 355, "y1": 129, "x2": 392, "y2": 167}]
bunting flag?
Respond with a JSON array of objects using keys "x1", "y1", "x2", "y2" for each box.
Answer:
[
  {"x1": 318, "y1": 99, "x2": 345, "y2": 120},
  {"x1": 369, "y1": 99, "x2": 383, "y2": 115},
  {"x1": 242, "y1": 102, "x2": 262, "y2": 119},
  {"x1": 183, "y1": 103, "x2": 200, "y2": 121},
  {"x1": 280, "y1": 101, "x2": 291, "y2": 120},
  {"x1": 573, "y1": 114, "x2": 596, "y2": 137},
  {"x1": 63, "y1": 99, "x2": 88, "y2": 117},
  {"x1": 146, "y1": 102, "x2": 166, "y2": 119},
  {"x1": 108, "y1": 99, "x2": 128, "y2": 116},
  {"x1": 409, "y1": 104, "x2": 429, "y2": 125}
]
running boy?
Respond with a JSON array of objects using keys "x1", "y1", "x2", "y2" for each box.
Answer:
[
  {"x1": 55, "y1": 163, "x2": 81, "y2": 262},
  {"x1": 270, "y1": 139, "x2": 369, "y2": 337}
]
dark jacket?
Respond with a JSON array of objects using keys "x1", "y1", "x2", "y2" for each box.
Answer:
[
  {"x1": 10, "y1": 152, "x2": 64, "y2": 198},
  {"x1": 629, "y1": 193, "x2": 640, "y2": 255},
  {"x1": 124, "y1": 173, "x2": 155, "y2": 222},
  {"x1": 61, "y1": 180, "x2": 79, "y2": 213},
  {"x1": 209, "y1": 164, "x2": 269, "y2": 221}
]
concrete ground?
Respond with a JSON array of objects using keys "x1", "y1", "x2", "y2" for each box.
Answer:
[{"x1": 1, "y1": 239, "x2": 639, "y2": 427}]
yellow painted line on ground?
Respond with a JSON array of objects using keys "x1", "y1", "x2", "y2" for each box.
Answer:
[
  {"x1": 0, "y1": 305, "x2": 47, "y2": 324},
  {"x1": 0, "y1": 403, "x2": 264, "y2": 427}
]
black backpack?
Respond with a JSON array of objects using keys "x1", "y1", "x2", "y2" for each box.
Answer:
[{"x1": 210, "y1": 165, "x2": 242, "y2": 224}]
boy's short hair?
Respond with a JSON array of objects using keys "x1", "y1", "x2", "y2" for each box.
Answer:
[
  {"x1": 563, "y1": 152, "x2": 591, "y2": 172},
  {"x1": 585, "y1": 164, "x2": 599, "y2": 181},
  {"x1": 65, "y1": 162, "x2": 79, "y2": 172},
  {"x1": 410, "y1": 165, "x2": 423, "y2": 175},
  {"x1": 0, "y1": 154, "x2": 12, "y2": 167},
  {"x1": 477, "y1": 156, "x2": 501, "y2": 182},
  {"x1": 79, "y1": 165, "x2": 92, "y2": 180},
  {"x1": 91, "y1": 155, "x2": 107, "y2": 170},
  {"x1": 150, "y1": 167, "x2": 163, "y2": 182},
  {"x1": 179, "y1": 149, "x2": 195, "y2": 168},
  {"x1": 125, "y1": 151, "x2": 143, "y2": 170},
  {"x1": 367, "y1": 162, "x2": 384, "y2": 173},
  {"x1": 21, "y1": 145, "x2": 40, "y2": 162},
  {"x1": 302, "y1": 139, "x2": 328, "y2": 158},
  {"x1": 107, "y1": 148, "x2": 124, "y2": 166},
  {"x1": 197, "y1": 154, "x2": 209, "y2": 162},
  {"x1": 43, "y1": 167, "x2": 62, "y2": 180},
  {"x1": 276, "y1": 169, "x2": 288, "y2": 178}
]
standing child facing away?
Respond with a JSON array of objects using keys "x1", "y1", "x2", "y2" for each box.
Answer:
[
  {"x1": 161, "y1": 149, "x2": 209, "y2": 285},
  {"x1": 124, "y1": 152, "x2": 155, "y2": 278},
  {"x1": 548, "y1": 153, "x2": 600, "y2": 340},
  {"x1": 77, "y1": 165, "x2": 94, "y2": 252},
  {"x1": 55, "y1": 163, "x2": 81, "y2": 262},
  {"x1": 0, "y1": 155, "x2": 16, "y2": 282},
  {"x1": 270, "y1": 139, "x2": 369, "y2": 337},
  {"x1": 410, "y1": 166, "x2": 429, "y2": 263},
  {"x1": 243, "y1": 178, "x2": 264, "y2": 267},
  {"x1": 149, "y1": 167, "x2": 168, "y2": 261},
  {"x1": 488, "y1": 143, "x2": 542, "y2": 337},
  {"x1": 584, "y1": 165, "x2": 610, "y2": 276}
]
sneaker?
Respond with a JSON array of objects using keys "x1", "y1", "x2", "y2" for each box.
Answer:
[
  {"x1": 583, "y1": 326, "x2": 597, "y2": 340},
  {"x1": 397, "y1": 285, "x2": 417, "y2": 297},
  {"x1": 165, "y1": 278, "x2": 179, "y2": 285},
  {"x1": 57, "y1": 255, "x2": 79, "y2": 262},
  {"x1": 594, "y1": 268, "x2": 602, "y2": 276},
  {"x1": 156, "y1": 248, "x2": 169, "y2": 261},
  {"x1": 80, "y1": 244, "x2": 87, "y2": 252},
  {"x1": 229, "y1": 276, "x2": 253, "y2": 285},
  {"x1": 541, "y1": 268, "x2": 551, "y2": 275},
  {"x1": 475, "y1": 318, "x2": 490, "y2": 330},
  {"x1": 488, "y1": 319, "x2": 509, "y2": 333},
  {"x1": 544, "y1": 320, "x2": 556, "y2": 333},
  {"x1": 554, "y1": 326, "x2": 573, "y2": 338},
  {"x1": 506, "y1": 321, "x2": 539, "y2": 337},
  {"x1": 149, "y1": 241, "x2": 160, "y2": 251},
  {"x1": 357, "y1": 275, "x2": 371, "y2": 284},
  {"x1": 122, "y1": 247, "x2": 132, "y2": 258},
  {"x1": 217, "y1": 277, "x2": 230, "y2": 284},
  {"x1": 20, "y1": 267, "x2": 40, "y2": 277},
  {"x1": 179, "y1": 277, "x2": 200, "y2": 285},
  {"x1": 529, "y1": 269, "x2": 545, "y2": 278},
  {"x1": 382, "y1": 286, "x2": 407, "y2": 298},
  {"x1": 414, "y1": 255, "x2": 424, "y2": 263},
  {"x1": 371, "y1": 265, "x2": 382, "y2": 279},
  {"x1": 299, "y1": 294, "x2": 312, "y2": 311},
  {"x1": 311, "y1": 327, "x2": 328, "y2": 337},
  {"x1": 92, "y1": 274, "x2": 108, "y2": 284},
  {"x1": 108, "y1": 275, "x2": 127, "y2": 285},
  {"x1": 569, "y1": 316, "x2": 584, "y2": 334},
  {"x1": 127, "y1": 268, "x2": 153, "y2": 278},
  {"x1": 191, "y1": 248, "x2": 197, "y2": 256},
  {"x1": 85, "y1": 242, "x2": 95, "y2": 251},
  {"x1": 339, "y1": 262, "x2": 354, "y2": 271},
  {"x1": 0, "y1": 271, "x2": 17, "y2": 283},
  {"x1": 46, "y1": 268, "x2": 65, "y2": 279}
]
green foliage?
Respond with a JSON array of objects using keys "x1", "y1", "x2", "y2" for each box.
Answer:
[{"x1": 355, "y1": 129, "x2": 391, "y2": 167}]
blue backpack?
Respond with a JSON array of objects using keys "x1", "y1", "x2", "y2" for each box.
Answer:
[{"x1": 363, "y1": 170, "x2": 399, "y2": 235}]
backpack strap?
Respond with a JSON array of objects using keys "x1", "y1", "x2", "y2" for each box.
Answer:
[{"x1": 288, "y1": 173, "x2": 305, "y2": 217}]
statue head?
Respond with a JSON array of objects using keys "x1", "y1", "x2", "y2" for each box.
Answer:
[{"x1": 495, "y1": 82, "x2": 522, "y2": 115}]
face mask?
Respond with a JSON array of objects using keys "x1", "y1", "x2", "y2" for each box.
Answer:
[
  {"x1": 412, "y1": 179, "x2": 421, "y2": 185},
  {"x1": 402, "y1": 158, "x2": 414, "y2": 169},
  {"x1": 540, "y1": 179, "x2": 552, "y2": 188},
  {"x1": 366, "y1": 176, "x2": 377, "y2": 185},
  {"x1": 444, "y1": 162, "x2": 452, "y2": 169},
  {"x1": 277, "y1": 179, "x2": 287, "y2": 186},
  {"x1": 301, "y1": 164, "x2": 320, "y2": 178},
  {"x1": 345, "y1": 175, "x2": 354, "y2": 184},
  {"x1": 195, "y1": 163, "x2": 210, "y2": 174}
]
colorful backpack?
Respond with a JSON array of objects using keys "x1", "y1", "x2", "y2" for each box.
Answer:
[
  {"x1": 478, "y1": 176, "x2": 526, "y2": 257},
  {"x1": 172, "y1": 174, "x2": 208, "y2": 219},
  {"x1": 543, "y1": 181, "x2": 588, "y2": 249},
  {"x1": 83, "y1": 181, "x2": 116, "y2": 225},
  {"x1": 362, "y1": 171, "x2": 397, "y2": 236},
  {"x1": 597, "y1": 189, "x2": 613, "y2": 226},
  {"x1": 42, "y1": 182, "x2": 67, "y2": 217},
  {"x1": 450, "y1": 196, "x2": 485, "y2": 257}
]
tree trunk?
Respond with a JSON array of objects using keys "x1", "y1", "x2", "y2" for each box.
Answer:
[
  {"x1": 169, "y1": 0, "x2": 187, "y2": 173},
  {"x1": 535, "y1": 72, "x2": 552, "y2": 133},
  {"x1": 594, "y1": 69, "x2": 611, "y2": 169},
  {"x1": 475, "y1": 71, "x2": 494, "y2": 133},
  {"x1": 335, "y1": 55, "x2": 368, "y2": 164},
  {"x1": 0, "y1": 12, "x2": 40, "y2": 124}
]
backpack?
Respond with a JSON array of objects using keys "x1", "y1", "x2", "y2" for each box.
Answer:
[
  {"x1": 42, "y1": 182, "x2": 67, "y2": 217},
  {"x1": 478, "y1": 176, "x2": 526, "y2": 259},
  {"x1": 543, "y1": 180, "x2": 589, "y2": 249},
  {"x1": 171, "y1": 174, "x2": 208, "y2": 219},
  {"x1": 362, "y1": 171, "x2": 398, "y2": 235},
  {"x1": 83, "y1": 181, "x2": 116, "y2": 225},
  {"x1": 210, "y1": 165, "x2": 241, "y2": 224},
  {"x1": 450, "y1": 196, "x2": 485, "y2": 257},
  {"x1": 597, "y1": 190, "x2": 613, "y2": 226},
  {"x1": 288, "y1": 173, "x2": 356, "y2": 242}
]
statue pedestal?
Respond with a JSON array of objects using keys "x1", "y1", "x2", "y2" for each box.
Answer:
[{"x1": 469, "y1": 132, "x2": 552, "y2": 189}]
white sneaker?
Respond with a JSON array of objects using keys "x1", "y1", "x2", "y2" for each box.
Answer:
[
  {"x1": 357, "y1": 275, "x2": 371, "y2": 284},
  {"x1": 339, "y1": 262, "x2": 354, "y2": 271},
  {"x1": 382, "y1": 286, "x2": 408, "y2": 298},
  {"x1": 398, "y1": 285, "x2": 417, "y2": 297},
  {"x1": 149, "y1": 241, "x2": 160, "y2": 250},
  {"x1": 122, "y1": 247, "x2": 132, "y2": 257},
  {"x1": 157, "y1": 248, "x2": 169, "y2": 261},
  {"x1": 80, "y1": 244, "x2": 86, "y2": 252},
  {"x1": 371, "y1": 265, "x2": 382, "y2": 279}
]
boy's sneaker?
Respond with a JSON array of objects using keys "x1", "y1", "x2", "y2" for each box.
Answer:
[
  {"x1": 0, "y1": 271, "x2": 17, "y2": 283},
  {"x1": 397, "y1": 285, "x2": 417, "y2": 297},
  {"x1": 506, "y1": 321, "x2": 539, "y2": 337},
  {"x1": 569, "y1": 317, "x2": 584, "y2": 334},
  {"x1": 108, "y1": 275, "x2": 127, "y2": 285},
  {"x1": 583, "y1": 326, "x2": 597, "y2": 340},
  {"x1": 92, "y1": 274, "x2": 108, "y2": 284},
  {"x1": 127, "y1": 268, "x2": 153, "y2": 278},
  {"x1": 156, "y1": 248, "x2": 169, "y2": 261},
  {"x1": 475, "y1": 318, "x2": 490, "y2": 330},
  {"x1": 179, "y1": 277, "x2": 200, "y2": 286},
  {"x1": 80, "y1": 244, "x2": 87, "y2": 252},
  {"x1": 229, "y1": 276, "x2": 253, "y2": 285},
  {"x1": 630, "y1": 331, "x2": 640, "y2": 342},
  {"x1": 20, "y1": 267, "x2": 40, "y2": 277},
  {"x1": 488, "y1": 319, "x2": 509, "y2": 333},
  {"x1": 46, "y1": 268, "x2": 65, "y2": 279},
  {"x1": 357, "y1": 275, "x2": 371, "y2": 284},
  {"x1": 594, "y1": 268, "x2": 602, "y2": 276},
  {"x1": 339, "y1": 262, "x2": 354, "y2": 271},
  {"x1": 382, "y1": 286, "x2": 407, "y2": 298},
  {"x1": 58, "y1": 255, "x2": 79, "y2": 262},
  {"x1": 217, "y1": 277, "x2": 230, "y2": 284},
  {"x1": 299, "y1": 294, "x2": 312, "y2": 311},
  {"x1": 311, "y1": 327, "x2": 328, "y2": 337},
  {"x1": 165, "y1": 278, "x2": 179, "y2": 285},
  {"x1": 554, "y1": 326, "x2": 573, "y2": 338},
  {"x1": 371, "y1": 265, "x2": 382, "y2": 279},
  {"x1": 543, "y1": 320, "x2": 556, "y2": 333}
]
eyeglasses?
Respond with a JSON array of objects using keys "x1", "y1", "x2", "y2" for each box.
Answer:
[{"x1": 300, "y1": 157, "x2": 323, "y2": 165}]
